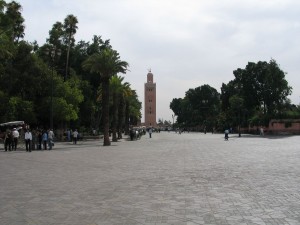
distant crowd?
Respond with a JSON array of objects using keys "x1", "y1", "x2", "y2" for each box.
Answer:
[{"x1": 1, "y1": 127, "x2": 81, "y2": 152}]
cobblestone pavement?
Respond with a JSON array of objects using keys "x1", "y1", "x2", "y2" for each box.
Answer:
[{"x1": 1, "y1": 132, "x2": 300, "y2": 225}]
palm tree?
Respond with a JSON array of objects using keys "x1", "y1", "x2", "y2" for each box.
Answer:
[
  {"x1": 126, "y1": 90, "x2": 142, "y2": 132},
  {"x1": 82, "y1": 48, "x2": 128, "y2": 146},
  {"x1": 63, "y1": 14, "x2": 78, "y2": 81},
  {"x1": 110, "y1": 75, "x2": 124, "y2": 142},
  {"x1": 48, "y1": 22, "x2": 64, "y2": 48},
  {"x1": 117, "y1": 81, "x2": 132, "y2": 139}
]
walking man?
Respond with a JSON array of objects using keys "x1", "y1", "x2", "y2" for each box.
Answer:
[
  {"x1": 25, "y1": 129, "x2": 32, "y2": 152},
  {"x1": 148, "y1": 127, "x2": 153, "y2": 138},
  {"x1": 48, "y1": 129, "x2": 54, "y2": 150},
  {"x1": 4, "y1": 130, "x2": 13, "y2": 151},
  {"x1": 42, "y1": 130, "x2": 48, "y2": 150},
  {"x1": 12, "y1": 128, "x2": 19, "y2": 150},
  {"x1": 72, "y1": 129, "x2": 78, "y2": 144}
]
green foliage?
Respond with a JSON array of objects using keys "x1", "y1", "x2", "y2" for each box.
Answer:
[
  {"x1": 6, "y1": 96, "x2": 36, "y2": 124},
  {"x1": 170, "y1": 85, "x2": 221, "y2": 130},
  {"x1": 82, "y1": 47, "x2": 129, "y2": 146},
  {"x1": 1, "y1": 1, "x2": 25, "y2": 42},
  {"x1": 47, "y1": 22, "x2": 64, "y2": 47},
  {"x1": 127, "y1": 90, "x2": 142, "y2": 122},
  {"x1": 171, "y1": 59, "x2": 294, "y2": 131},
  {"x1": 2, "y1": 0, "x2": 297, "y2": 136},
  {"x1": 229, "y1": 95, "x2": 244, "y2": 111},
  {"x1": 56, "y1": 77, "x2": 84, "y2": 108},
  {"x1": 82, "y1": 48, "x2": 129, "y2": 80},
  {"x1": 0, "y1": 90, "x2": 9, "y2": 122},
  {"x1": 220, "y1": 59, "x2": 293, "y2": 128},
  {"x1": 54, "y1": 97, "x2": 78, "y2": 121},
  {"x1": 0, "y1": 0, "x2": 140, "y2": 137}
]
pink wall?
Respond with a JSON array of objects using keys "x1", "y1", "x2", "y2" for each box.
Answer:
[{"x1": 268, "y1": 120, "x2": 300, "y2": 134}]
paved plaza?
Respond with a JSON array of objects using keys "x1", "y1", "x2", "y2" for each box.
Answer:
[{"x1": 1, "y1": 132, "x2": 300, "y2": 225}]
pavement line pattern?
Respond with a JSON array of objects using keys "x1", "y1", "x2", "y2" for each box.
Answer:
[{"x1": 1, "y1": 132, "x2": 300, "y2": 225}]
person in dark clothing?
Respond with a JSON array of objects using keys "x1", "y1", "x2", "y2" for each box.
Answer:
[
  {"x1": 37, "y1": 130, "x2": 42, "y2": 150},
  {"x1": 4, "y1": 131, "x2": 13, "y2": 151},
  {"x1": 42, "y1": 130, "x2": 48, "y2": 150}
]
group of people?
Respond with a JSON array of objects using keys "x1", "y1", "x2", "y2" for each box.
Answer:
[
  {"x1": 3, "y1": 128, "x2": 55, "y2": 152},
  {"x1": 4, "y1": 128, "x2": 19, "y2": 151},
  {"x1": 3, "y1": 127, "x2": 82, "y2": 152},
  {"x1": 24, "y1": 129, "x2": 55, "y2": 152},
  {"x1": 65, "y1": 129, "x2": 79, "y2": 144}
]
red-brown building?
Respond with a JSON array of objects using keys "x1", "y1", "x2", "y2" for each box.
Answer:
[{"x1": 144, "y1": 70, "x2": 156, "y2": 127}]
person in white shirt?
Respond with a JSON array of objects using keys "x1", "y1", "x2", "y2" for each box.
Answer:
[
  {"x1": 72, "y1": 129, "x2": 79, "y2": 144},
  {"x1": 25, "y1": 130, "x2": 32, "y2": 152},
  {"x1": 260, "y1": 126, "x2": 264, "y2": 136},
  {"x1": 48, "y1": 129, "x2": 54, "y2": 150},
  {"x1": 12, "y1": 128, "x2": 19, "y2": 150}
]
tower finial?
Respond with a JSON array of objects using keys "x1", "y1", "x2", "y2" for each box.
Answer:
[{"x1": 148, "y1": 68, "x2": 151, "y2": 73}]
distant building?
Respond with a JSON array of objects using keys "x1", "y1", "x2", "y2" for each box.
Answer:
[{"x1": 144, "y1": 70, "x2": 156, "y2": 127}]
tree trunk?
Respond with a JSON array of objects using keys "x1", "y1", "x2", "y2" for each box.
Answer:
[
  {"x1": 117, "y1": 94, "x2": 124, "y2": 139},
  {"x1": 65, "y1": 32, "x2": 72, "y2": 82},
  {"x1": 112, "y1": 92, "x2": 118, "y2": 142},
  {"x1": 124, "y1": 100, "x2": 129, "y2": 135},
  {"x1": 102, "y1": 79, "x2": 111, "y2": 146}
]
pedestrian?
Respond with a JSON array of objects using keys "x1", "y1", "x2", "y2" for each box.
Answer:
[
  {"x1": 25, "y1": 129, "x2": 32, "y2": 152},
  {"x1": 260, "y1": 126, "x2": 264, "y2": 136},
  {"x1": 42, "y1": 130, "x2": 48, "y2": 150},
  {"x1": 67, "y1": 129, "x2": 71, "y2": 142},
  {"x1": 130, "y1": 128, "x2": 135, "y2": 141},
  {"x1": 72, "y1": 129, "x2": 78, "y2": 144},
  {"x1": 4, "y1": 130, "x2": 13, "y2": 151},
  {"x1": 148, "y1": 127, "x2": 153, "y2": 138},
  {"x1": 48, "y1": 129, "x2": 54, "y2": 150},
  {"x1": 224, "y1": 129, "x2": 229, "y2": 141},
  {"x1": 37, "y1": 130, "x2": 42, "y2": 150},
  {"x1": 31, "y1": 130, "x2": 36, "y2": 150},
  {"x1": 12, "y1": 128, "x2": 19, "y2": 150}
]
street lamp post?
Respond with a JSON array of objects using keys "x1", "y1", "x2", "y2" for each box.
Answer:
[{"x1": 45, "y1": 46, "x2": 61, "y2": 129}]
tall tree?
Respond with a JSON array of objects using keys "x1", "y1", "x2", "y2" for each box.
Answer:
[
  {"x1": 47, "y1": 22, "x2": 64, "y2": 48},
  {"x1": 229, "y1": 95, "x2": 244, "y2": 136},
  {"x1": 63, "y1": 14, "x2": 78, "y2": 81},
  {"x1": 127, "y1": 90, "x2": 142, "y2": 127},
  {"x1": 4, "y1": 1, "x2": 24, "y2": 42},
  {"x1": 118, "y1": 81, "x2": 132, "y2": 138},
  {"x1": 232, "y1": 59, "x2": 292, "y2": 125},
  {"x1": 82, "y1": 48, "x2": 128, "y2": 146},
  {"x1": 170, "y1": 85, "x2": 220, "y2": 130},
  {"x1": 110, "y1": 75, "x2": 124, "y2": 142}
]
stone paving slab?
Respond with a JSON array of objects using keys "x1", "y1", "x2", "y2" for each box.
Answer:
[{"x1": 1, "y1": 132, "x2": 300, "y2": 225}]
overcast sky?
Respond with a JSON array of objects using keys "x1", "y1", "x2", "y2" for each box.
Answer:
[{"x1": 15, "y1": 0, "x2": 300, "y2": 122}]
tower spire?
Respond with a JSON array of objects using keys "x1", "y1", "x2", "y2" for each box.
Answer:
[{"x1": 144, "y1": 69, "x2": 156, "y2": 127}]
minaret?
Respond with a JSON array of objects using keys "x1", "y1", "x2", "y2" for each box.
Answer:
[{"x1": 144, "y1": 70, "x2": 156, "y2": 127}]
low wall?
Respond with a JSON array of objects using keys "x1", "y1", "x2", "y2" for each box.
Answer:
[{"x1": 268, "y1": 119, "x2": 300, "y2": 134}]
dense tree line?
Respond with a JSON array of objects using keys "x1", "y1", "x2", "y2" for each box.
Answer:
[
  {"x1": 170, "y1": 60, "x2": 300, "y2": 132},
  {"x1": 0, "y1": 1, "x2": 141, "y2": 145}
]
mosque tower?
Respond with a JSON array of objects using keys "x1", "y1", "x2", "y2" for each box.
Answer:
[{"x1": 144, "y1": 70, "x2": 156, "y2": 127}]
